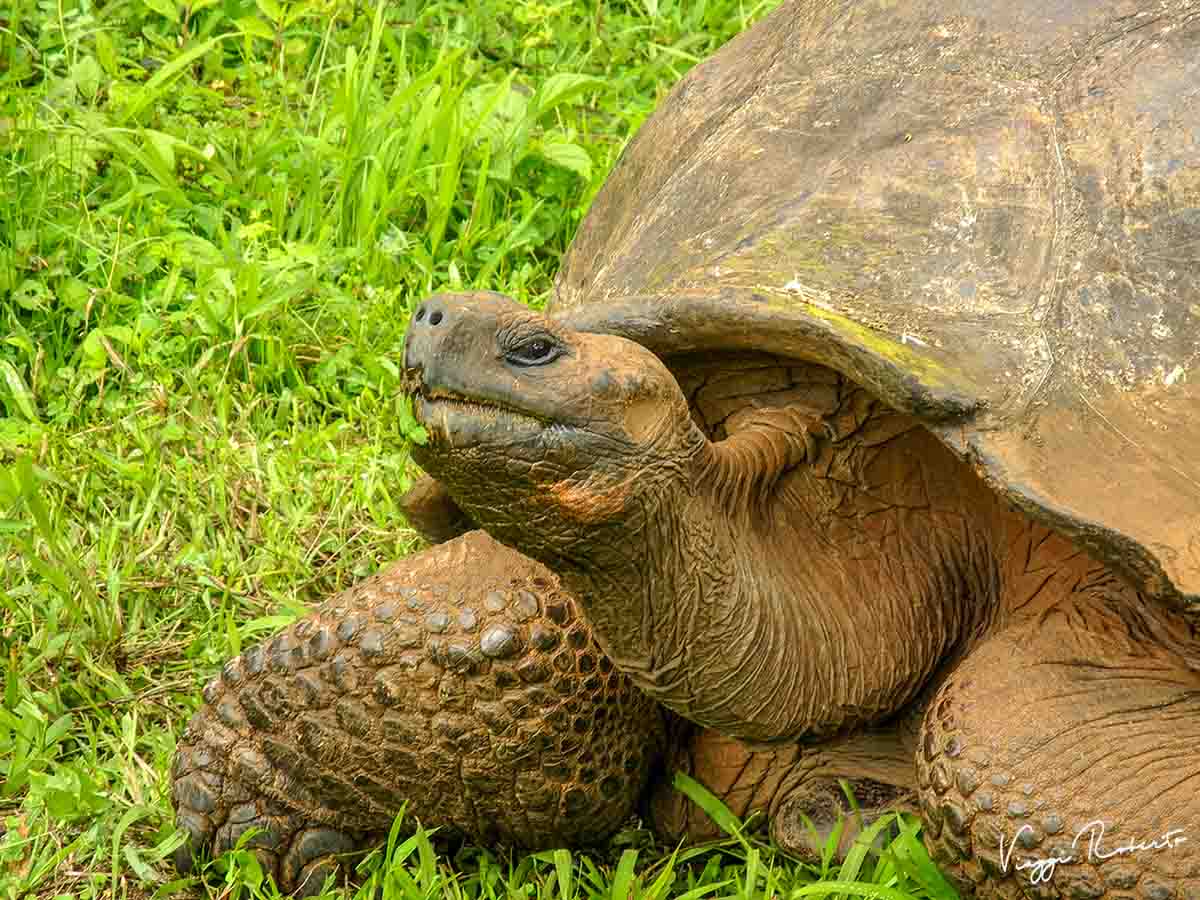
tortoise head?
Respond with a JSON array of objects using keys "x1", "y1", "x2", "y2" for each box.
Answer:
[{"x1": 402, "y1": 291, "x2": 704, "y2": 538}]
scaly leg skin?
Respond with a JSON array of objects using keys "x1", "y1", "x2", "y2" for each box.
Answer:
[
  {"x1": 171, "y1": 531, "x2": 666, "y2": 894},
  {"x1": 917, "y1": 588, "x2": 1200, "y2": 900},
  {"x1": 650, "y1": 724, "x2": 918, "y2": 860}
]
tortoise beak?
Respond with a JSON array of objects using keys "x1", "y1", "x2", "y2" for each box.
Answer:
[{"x1": 402, "y1": 290, "x2": 526, "y2": 395}]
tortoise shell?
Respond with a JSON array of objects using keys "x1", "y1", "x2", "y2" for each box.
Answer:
[{"x1": 550, "y1": 0, "x2": 1200, "y2": 607}]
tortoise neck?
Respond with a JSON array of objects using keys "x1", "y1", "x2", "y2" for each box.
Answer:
[{"x1": 562, "y1": 407, "x2": 1001, "y2": 744}]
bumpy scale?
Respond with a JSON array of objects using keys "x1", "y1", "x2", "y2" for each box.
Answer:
[{"x1": 171, "y1": 531, "x2": 665, "y2": 895}]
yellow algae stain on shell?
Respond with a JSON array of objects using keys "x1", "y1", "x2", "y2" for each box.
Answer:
[
  {"x1": 743, "y1": 282, "x2": 980, "y2": 399},
  {"x1": 798, "y1": 302, "x2": 966, "y2": 392}
]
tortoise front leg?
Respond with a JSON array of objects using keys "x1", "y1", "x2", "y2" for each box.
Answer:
[
  {"x1": 171, "y1": 531, "x2": 666, "y2": 894},
  {"x1": 917, "y1": 590, "x2": 1200, "y2": 900}
]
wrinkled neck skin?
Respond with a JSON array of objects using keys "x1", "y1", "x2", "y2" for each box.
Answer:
[
  {"x1": 441, "y1": 398, "x2": 1005, "y2": 746},
  {"x1": 581, "y1": 417, "x2": 1001, "y2": 745}
]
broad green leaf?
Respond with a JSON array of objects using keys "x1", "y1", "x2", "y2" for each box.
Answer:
[
  {"x1": 255, "y1": 0, "x2": 283, "y2": 24},
  {"x1": 610, "y1": 849, "x2": 638, "y2": 900},
  {"x1": 554, "y1": 848, "x2": 572, "y2": 900},
  {"x1": 123, "y1": 844, "x2": 158, "y2": 881},
  {"x1": 11, "y1": 279, "x2": 51, "y2": 311},
  {"x1": 643, "y1": 851, "x2": 678, "y2": 900},
  {"x1": 71, "y1": 55, "x2": 103, "y2": 100},
  {"x1": 112, "y1": 805, "x2": 156, "y2": 885},
  {"x1": 0, "y1": 361, "x2": 39, "y2": 422},
  {"x1": 537, "y1": 140, "x2": 592, "y2": 180},
  {"x1": 160, "y1": 419, "x2": 186, "y2": 441},
  {"x1": 886, "y1": 822, "x2": 961, "y2": 900},
  {"x1": 44, "y1": 714, "x2": 73, "y2": 747},
  {"x1": 237, "y1": 14, "x2": 274, "y2": 40},
  {"x1": 118, "y1": 36, "x2": 224, "y2": 123},
  {"x1": 533, "y1": 73, "x2": 604, "y2": 118},
  {"x1": 102, "y1": 325, "x2": 133, "y2": 346},
  {"x1": 80, "y1": 330, "x2": 109, "y2": 371},
  {"x1": 237, "y1": 220, "x2": 272, "y2": 242},
  {"x1": 141, "y1": 0, "x2": 180, "y2": 22},
  {"x1": 95, "y1": 31, "x2": 118, "y2": 75},
  {"x1": 143, "y1": 129, "x2": 177, "y2": 173}
]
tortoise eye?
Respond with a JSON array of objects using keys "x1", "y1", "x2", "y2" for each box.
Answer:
[{"x1": 506, "y1": 336, "x2": 563, "y2": 367}]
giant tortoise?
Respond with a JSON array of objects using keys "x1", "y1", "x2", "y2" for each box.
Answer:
[{"x1": 171, "y1": 1, "x2": 1200, "y2": 897}]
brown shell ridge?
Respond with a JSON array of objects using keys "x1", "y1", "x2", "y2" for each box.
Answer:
[
  {"x1": 946, "y1": 427, "x2": 1199, "y2": 610},
  {"x1": 569, "y1": 6, "x2": 802, "y2": 299}
]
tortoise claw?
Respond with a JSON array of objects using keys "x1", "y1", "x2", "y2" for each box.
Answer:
[
  {"x1": 171, "y1": 778, "x2": 363, "y2": 894},
  {"x1": 171, "y1": 742, "x2": 364, "y2": 893},
  {"x1": 282, "y1": 827, "x2": 360, "y2": 897}
]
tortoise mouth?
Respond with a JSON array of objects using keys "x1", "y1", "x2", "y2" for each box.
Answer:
[{"x1": 409, "y1": 383, "x2": 563, "y2": 439}]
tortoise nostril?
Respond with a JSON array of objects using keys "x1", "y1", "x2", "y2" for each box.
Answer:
[
  {"x1": 415, "y1": 306, "x2": 427, "y2": 322},
  {"x1": 430, "y1": 310, "x2": 444, "y2": 326}
]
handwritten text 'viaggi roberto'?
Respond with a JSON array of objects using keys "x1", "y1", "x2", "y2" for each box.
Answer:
[{"x1": 997, "y1": 820, "x2": 1188, "y2": 885}]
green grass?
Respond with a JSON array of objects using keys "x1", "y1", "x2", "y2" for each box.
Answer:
[{"x1": 0, "y1": 1, "x2": 956, "y2": 898}]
